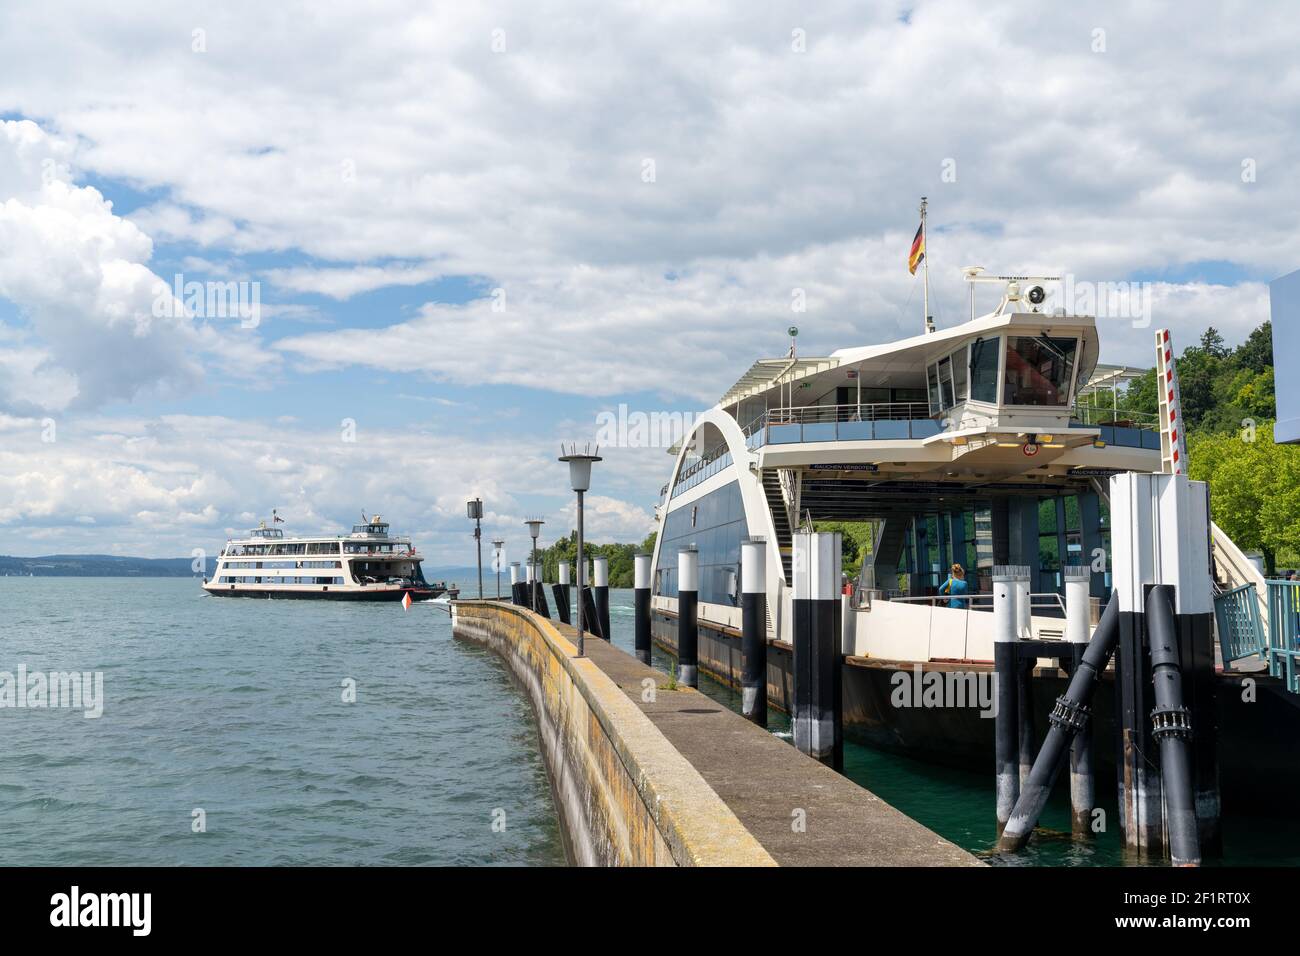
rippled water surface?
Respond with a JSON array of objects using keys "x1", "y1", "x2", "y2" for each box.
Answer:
[{"x1": 0, "y1": 578, "x2": 564, "y2": 866}]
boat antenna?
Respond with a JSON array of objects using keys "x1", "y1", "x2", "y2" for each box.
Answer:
[{"x1": 921, "y1": 197, "x2": 934, "y2": 334}]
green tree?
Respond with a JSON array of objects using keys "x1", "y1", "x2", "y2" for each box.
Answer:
[{"x1": 1189, "y1": 421, "x2": 1300, "y2": 574}]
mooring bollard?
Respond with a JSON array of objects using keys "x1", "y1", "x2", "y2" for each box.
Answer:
[
  {"x1": 525, "y1": 561, "x2": 536, "y2": 612},
  {"x1": 992, "y1": 566, "x2": 1023, "y2": 836},
  {"x1": 740, "y1": 537, "x2": 768, "y2": 727},
  {"x1": 792, "y1": 531, "x2": 842, "y2": 770},
  {"x1": 633, "y1": 553, "x2": 652, "y2": 664},
  {"x1": 593, "y1": 555, "x2": 611, "y2": 646},
  {"x1": 677, "y1": 546, "x2": 699, "y2": 687},
  {"x1": 553, "y1": 560, "x2": 571, "y2": 625},
  {"x1": 509, "y1": 562, "x2": 522, "y2": 606},
  {"x1": 531, "y1": 562, "x2": 551, "y2": 619},
  {"x1": 1065, "y1": 564, "x2": 1094, "y2": 838}
]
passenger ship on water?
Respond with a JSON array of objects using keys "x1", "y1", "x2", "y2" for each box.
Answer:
[
  {"x1": 202, "y1": 514, "x2": 449, "y2": 601},
  {"x1": 646, "y1": 269, "x2": 1295, "y2": 797}
]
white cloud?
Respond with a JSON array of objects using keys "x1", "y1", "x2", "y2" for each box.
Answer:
[
  {"x1": 0, "y1": 120, "x2": 279, "y2": 413},
  {"x1": 0, "y1": 2, "x2": 1291, "y2": 555},
  {"x1": 0, "y1": 411, "x2": 623, "y2": 560}
]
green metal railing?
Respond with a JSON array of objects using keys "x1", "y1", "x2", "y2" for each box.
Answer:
[
  {"x1": 1265, "y1": 580, "x2": 1300, "y2": 694},
  {"x1": 1214, "y1": 583, "x2": 1267, "y2": 666},
  {"x1": 1071, "y1": 403, "x2": 1160, "y2": 430}
]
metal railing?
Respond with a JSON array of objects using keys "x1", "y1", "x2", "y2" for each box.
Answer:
[
  {"x1": 1265, "y1": 580, "x2": 1300, "y2": 693},
  {"x1": 762, "y1": 402, "x2": 933, "y2": 425},
  {"x1": 1071, "y1": 403, "x2": 1159, "y2": 430},
  {"x1": 1214, "y1": 583, "x2": 1267, "y2": 666}
]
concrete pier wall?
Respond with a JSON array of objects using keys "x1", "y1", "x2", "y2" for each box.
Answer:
[{"x1": 452, "y1": 600, "x2": 775, "y2": 867}]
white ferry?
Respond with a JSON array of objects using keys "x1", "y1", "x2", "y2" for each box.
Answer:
[
  {"x1": 202, "y1": 514, "x2": 449, "y2": 601},
  {"x1": 645, "y1": 270, "x2": 1291, "y2": 792}
]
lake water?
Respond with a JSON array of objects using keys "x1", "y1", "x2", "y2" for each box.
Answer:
[
  {"x1": 0, "y1": 577, "x2": 563, "y2": 865},
  {"x1": 3, "y1": 579, "x2": 1291, "y2": 866}
]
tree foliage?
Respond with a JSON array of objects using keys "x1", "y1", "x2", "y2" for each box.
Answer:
[
  {"x1": 1189, "y1": 421, "x2": 1300, "y2": 573},
  {"x1": 1120, "y1": 321, "x2": 1275, "y2": 434},
  {"x1": 535, "y1": 529, "x2": 657, "y2": 588}
]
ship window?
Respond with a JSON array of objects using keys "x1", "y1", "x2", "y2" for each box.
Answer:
[
  {"x1": 951, "y1": 346, "x2": 968, "y2": 402},
  {"x1": 970, "y1": 336, "x2": 1000, "y2": 403},
  {"x1": 1004, "y1": 335, "x2": 1077, "y2": 406},
  {"x1": 937, "y1": 357, "x2": 955, "y2": 409},
  {"x1": 926, "y1": 363, "x2": 940, "y2": 412}
]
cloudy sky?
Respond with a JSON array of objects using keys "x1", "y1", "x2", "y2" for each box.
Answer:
[{"x1": 0, "y1": 1, "x2": 1294, "y2": 562}]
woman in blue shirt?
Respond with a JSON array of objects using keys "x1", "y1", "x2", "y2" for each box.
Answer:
[{"x1": 940, "y1": 563, "x2": 969, "y2": 609}]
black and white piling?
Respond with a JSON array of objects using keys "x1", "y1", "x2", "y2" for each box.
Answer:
[
  {"x1": 509, "y1": 562, "x2": 523, "y2": 606},
  {"x1": 676, "y1": 546, "x2": 699, "y2": 687},
  {"x1": 1064, "y1": 564, "x2": 1095, "y2": 837},
  {"x1": 1110, "y1": 471, "x2": 1216, "y2": 863},
  {"x1": 792, "y1": 531, "x2": 842, "y2": 770},
  {"x1": 998, "y1": 593, "x2": 1120, "y2": 852},
  {"x1": 593, "y1": 556, "x2": 611, "y2": 647},
  {"x1": 633, "y1": 553, "x2": 652, "y2": 664},
  {"x1": 531, "y1": 562, "x2": 551, "y2": 619},
  {"x1": 581, "y1": 564, "x2": 605, "y2": 641},
  {"x1": 740, "y1": 537, "x2": 768, "y2": 727},
  {"x1": 553, "y1": 560, "x2": 571, "y2": 625},
  {"x1": 992, "y1": 565, "x2": 1025, "y2": 836},
  {"x1": 525, "y1": 560, "x2": 536, "y2": 612}
]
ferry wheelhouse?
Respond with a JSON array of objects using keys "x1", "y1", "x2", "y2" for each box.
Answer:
[{"x1": 202, "y1": 515, "x2": 446, "y2": 601}]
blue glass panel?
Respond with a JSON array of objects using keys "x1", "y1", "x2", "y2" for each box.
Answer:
[
  {"x1": 910, "y1": 419, "x2": 942, "y2": 438},
  {"x1": 874, "y1": 420, "x2": 908, "y2": 440},
  {"x1": 837, "y1": 421, "x2": 873, "y2": 441},
  {"x1": 803, "y1": 423, "x2": 836, "y2": 442},
  {"x1": 654, "y1": 479, "x2": 748, "y2": 605},
  {"x1": 1140, "y1": 429, "x2": 1161, "y2": 450},
  {"x1": 769, "y1": 424, "x2": 802, "y2": 444},
  {"x1": 1113, "y1": 426, "x2": 1140, "y2": 447},
  {"x1": 1098, "y1": 425, "x2": 1114, "y2": 445}
]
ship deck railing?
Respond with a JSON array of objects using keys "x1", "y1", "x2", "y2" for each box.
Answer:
[
  {"x1": 1264, "y1": 580, "x2": 1300, "y2": 693},
  {"x1": 734, "y1": 402, "x2": 1162, "y2": 451}
]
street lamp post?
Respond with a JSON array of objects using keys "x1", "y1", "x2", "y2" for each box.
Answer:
[
  {"x1": 491, "y1": 538, "x2": 504, "y2": 599},
  {"x1": 558, "y1": 444, "x2": 602, "y2": 657},
  {"x1": 466, "y1": 498, "x2": 484, "y2": 599},
  {"x1": 525, "y1": 519, "x2": 545, "y2": 613}
]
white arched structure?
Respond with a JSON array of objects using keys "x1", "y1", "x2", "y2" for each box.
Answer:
[{"x1": 649, "y1": 408, "x2": 787, "y2": 637}]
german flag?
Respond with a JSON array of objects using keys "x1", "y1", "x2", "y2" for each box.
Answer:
[{"x1": 908, "y1": 222, "x2": 925, "y2": 275}]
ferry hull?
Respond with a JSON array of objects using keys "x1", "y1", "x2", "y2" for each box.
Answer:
[{"x1": 203, "y1": 586, "x2": 440, "y2": 601}]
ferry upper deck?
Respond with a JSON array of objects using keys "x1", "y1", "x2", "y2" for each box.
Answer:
[{"x1": 649, "y1": 278, "x2": 1168, "y2": 653}]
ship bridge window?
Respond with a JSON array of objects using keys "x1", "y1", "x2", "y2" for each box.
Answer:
[
  {"x1": 1004, "y1": 335, "x2": 1077, "y2": 406},
  {"x1": 970, "y1": 336, "x2": 1000, "y2": 404},
  {"x1": 927, "y1": 348, "x2": 969, "y2": 413}
]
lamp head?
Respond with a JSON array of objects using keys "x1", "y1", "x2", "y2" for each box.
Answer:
[{"x1": 558, "y1": 443, "x2": 602, "y2": 492}]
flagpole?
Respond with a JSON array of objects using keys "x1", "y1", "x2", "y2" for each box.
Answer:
[{"x1": 921, "y1": 196, "x2": 934, "y2": 334}]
